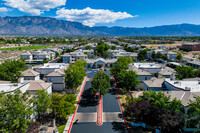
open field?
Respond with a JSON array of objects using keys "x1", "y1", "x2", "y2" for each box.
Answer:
[
  {"x1": 141, "y1": 41, "x2": 183, "y2": 48},
  {"x1": 0, "y1": 46, "x2": 48, "y2": 51}
]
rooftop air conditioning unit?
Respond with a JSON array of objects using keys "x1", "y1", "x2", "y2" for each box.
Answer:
[
  {"x1": 174, "y1": 81, "x2": 178, "y2": 84},
  {"x1": 14, "y1": 83, "x2": 18, "y2": 86},
  {"x1": 185, "y1": 87, "x2": 191, "y2": 91}
]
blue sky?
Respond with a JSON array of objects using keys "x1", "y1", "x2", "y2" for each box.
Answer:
[{"x1": 0, "y1": 0, "x2": 200, "y2": 27}]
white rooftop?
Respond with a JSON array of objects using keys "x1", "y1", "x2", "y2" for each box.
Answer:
[
  {"x1": 41, "y1": 63, "x2": 66, "y2": 69},
  {"x1": 133, "y1": 63, "x2": 161, "y2": 69},
  {"x1": 165, "y1": 78, "x2": 200, "y2": 92},
  {"x1": 0, "y1": 81, "x2": 29, "y2": 93}
]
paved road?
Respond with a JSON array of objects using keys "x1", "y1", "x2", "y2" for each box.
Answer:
[
  {"x1": 71, "y1": 70, "x2": 128, "y2": 133},
  {"x1": 71, "y1": 122, "x2": 127, "y2": 133},
  {"x1": 103, "y1": 87, "x2": 121, "y2": 112},
  {"x1": 77, "y1": 80, "x2": 97, "y2": 113}
]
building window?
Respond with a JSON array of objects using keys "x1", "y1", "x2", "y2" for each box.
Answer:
[{"x1": 49, "y1": 78, "x2": 52, "y2": 82}]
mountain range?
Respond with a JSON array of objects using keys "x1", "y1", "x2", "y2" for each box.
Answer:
[{"x1": 0, "y1": 16, "x2": 200, "y2": 36}]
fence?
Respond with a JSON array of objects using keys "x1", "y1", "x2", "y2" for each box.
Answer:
[
  {"x1": 183, "y1": 127, "x2": 200, "y2": 132},
  {"x1": 131, "y1": 122, "x2": 160, "y2": 133}
]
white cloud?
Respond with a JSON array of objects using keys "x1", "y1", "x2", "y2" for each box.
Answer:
[
  {"x1": 3, "y1": 0, "x2": 67, "y2": 15},
  {"x1": 56, "y1": 7, "x2": 136, "y2": 27},
  {"x1": 0, "y1": 7, "x2": 11, "y2": 12}
]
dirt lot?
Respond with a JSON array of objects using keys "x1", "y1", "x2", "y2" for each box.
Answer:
[{"x1": 141, "y1": 41, "x2": 182, "y2": 49}]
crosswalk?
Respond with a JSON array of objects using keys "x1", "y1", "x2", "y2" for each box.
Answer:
[{"x1": 74, "y1": 112, "x2": 124, "y2": 123}]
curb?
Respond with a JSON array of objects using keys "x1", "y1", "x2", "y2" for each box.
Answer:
[
  {"x1": 97, "y1": 95, "x2": 103, "y2": 126},
  {"x1": 48, "y1": 57, "x2": 60, "y2": 63},
  {"x1": 63, "y1": 76, "x2": 87, "y2": 133},
  {"x1": 113, "y1": 77, "x2": 130, "y2": 133}
]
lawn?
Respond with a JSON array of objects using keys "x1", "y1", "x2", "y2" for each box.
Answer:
[
  {"x1": 57, "y1": 125, "x2": 65, "y2": 133},
  {"x1": 0, "y1": 46, "x2": 48, "y2": 50},
  {"x1": 118, "y1": 94, "x2": 127, "y2": 111}
]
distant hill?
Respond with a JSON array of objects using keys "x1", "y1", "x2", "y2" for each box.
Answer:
[{"x1": 0, "y1": 16, "x2": 200, "y2": 36}]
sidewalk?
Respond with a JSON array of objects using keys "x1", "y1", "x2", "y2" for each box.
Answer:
[{"x1": 63, "y1": 76, "x2": 87, "y2": 133}]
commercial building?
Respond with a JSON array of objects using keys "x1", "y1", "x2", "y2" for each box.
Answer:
[{"x1": 181, "y1": 43, "x2": 200, "y2": 51}]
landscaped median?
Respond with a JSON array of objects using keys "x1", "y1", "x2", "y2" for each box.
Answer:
[
  {"x1": 97, "y1": 95, "x2": 103, "y2": 125},
  {"x1": 63, "y1": 76, "x2": 87, "y2": 133}
]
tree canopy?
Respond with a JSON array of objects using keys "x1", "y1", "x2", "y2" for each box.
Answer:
[
  {"x1": 175, "y1": 65, "x2": 196, "y2": 80},
  {"x1": 111, "y1": 57, "x2": 133, "y2": 83},
  {"x1": 0, "y1": 89, "x2": 34, "y2": 133},
  {"x1": 125, "y1": 91, "x2": 184, "y2": 133},
  {"x1": 65, "y1": 59, "x2": 86, "y2": 90},
  {"x1": 95, "y1": 42, "x2": 110, "y2": 57},
  {"x1": 176, "y1": 52, "x2": 183, "y2": 62},
  {"x1": 0, "y1": 59, "x2": 28, "y2": 82},
  {"x1": 186, "y1": 96, "x2": 200, "y2": 128},
  {"x1": 151, "y1": 51, "x2": 156, "y2": 59},
  {"x1": 137, "y1": 48, "x2": 150, "y2": 61},
  {"x1": 34, "y1": 90, "x2": 51, "y2": 119},
  {"x1": 85, "y1": 46, "x2": 92, "y2": 50},
  {"x1": 111, "y1": 46, "x2": 116, "y2": 50},
  {"x1": 51, "y1": 93, "x2": 76, "y2": 118},
  {"x1": 91, "y1": 72, "x2": 111, "y2": 96},
  {"x1": 117, "y1": 70, "x2": 139, "y2": 92}
]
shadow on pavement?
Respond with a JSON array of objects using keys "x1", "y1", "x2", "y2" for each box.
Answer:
[
  {"x1": 79, "y1": 88, "x2": 98, "y2": 107},
  {"x1": 112, "y1": 122, "x2": 128, "y2": 133},
  {"x1": 108, "y1": 88, "x2": 117, "y2": 95}
]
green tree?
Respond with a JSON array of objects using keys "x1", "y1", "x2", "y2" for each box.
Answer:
[
  {"x1": 51, "y1": 93, "x2": 76, "y2": 126},
  {"x1": 175, "y1": 66, "x2": 196, "y2": 80},
  {"x1": 186, "y1": 96, "x2": 200, "y2": 128},
  {"x1": 102, "y1": 51, "x2": 110, "y2": 58},
  {"x1": 41, "y1": 58, "x2": 49, "y2": 64},
  {"x1": 0, "y1": 59, "x2": 28, "y2": 82},
  {"x1": 6, "y1": 39, "x2": 13, "y2": 44},
  {"x1": 91, "y1": 72, "x2": 111, "y2": 96},
  {"x1": 111, "y1": 57, "x2": 133, "y2": 82},
  {"x1": 117, "y1": 70, "x2": 140, "y2": 92},
  {"x1": 0, "y1": 89, "x2": 34, "y2": 133},
  {"x1": 34, "y1": 90, "x2": 51, "y2": 119},
  {"x1": 85, "y1": 46, "x2": 92, "y2": 50},
  {"x1": 142, "y1": 91, "x2": 182, "y2": 112},
  {"x1": 95, "y1": 42, "x2": 110, "y2": 56},
  {"x1": 111, "y1": 46, "x2": 116, "y2": 50},
  {"x1": 138, "y1": 48, "x2": 150, "y2": 61},
  {"x1": 161, "y1": 55, "x2": 168, "y2": 60},
  {"x1": 151, "y1": 51, "x2": 156, "y2": 60},
  {"x1": 176, "y1": 52, "x2": 183, "y2": 62},
  {"x1": 156, "y1": 52, "x2": 163, "y2": 59},
  {"x1": 65, "y1": 60, "x2": 86, "y2": 90}
]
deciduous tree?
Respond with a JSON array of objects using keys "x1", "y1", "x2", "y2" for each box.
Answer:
[
  {"x1": 176, "y1": 52, "x2": 183, "y2": 62},
  {"x1": 186, "y1": 96, "x2": 200, "y2": 128},
  {"x1": 0, "y1": 59, "x2": 28, "y2": 82},
  {"x1": 51, "y1": 93, "x2": 76, "y2": 126},
  {"x1": 91, "y1": 72, "x2": 111, "y2": 96},
  {"x1": 175, "y1": 65, "x2": 195, "y2": 80},
  {"x1": 117, "y1": 70, "x2": 139, "y2": 92},
  {"x1": 34, "y1": 90, "x2": 51, "y2": 119},
  {"x1": 124, "y1": 92, "x2": 184, "y2": 133},
  {"x1": 0, "y1": 89, "x2": 33, "y2": 133},
  {"x1": 111, "y1": 57, "x2": 133, "y2": 83},
  {"x1": 65, "y1": 60, "x2": 86, "y2": 90},
  {"x1": 85, "y1": 46, "x2": 92, "y2": 50}
]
